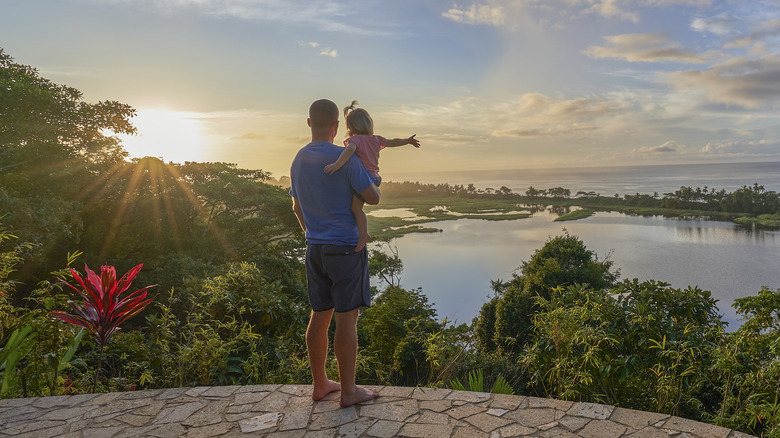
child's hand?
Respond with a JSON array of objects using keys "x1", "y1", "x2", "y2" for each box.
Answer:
[
  {"x1": 324, "y1": 162, "x2": 340, "y2": 174},
  {"x1": 408, "y1": 134, "x2": 420, "y2": 148}
]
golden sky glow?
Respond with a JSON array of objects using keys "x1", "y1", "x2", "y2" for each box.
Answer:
[{"x1": 3, "y1": 1, "x2": 780, "y2": 179}]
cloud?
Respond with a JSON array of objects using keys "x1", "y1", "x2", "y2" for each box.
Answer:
[
  {"x1": 451, "y1": 97, "x2": 480, "y2": 108},
  {"x1": 39, "y1": 66, "x2": 98, "y2": 78},
  {"x1": 442, "y1": 3, "x2": 505, "y2": 26},
  {"x1": 319, "y1": 48, "x2": 339, "y2": 58},
  {"x1": 632, "y1": 141, "x2": 679, "y2": 154},
  {"x1": 299, "y1": 40, "x2": 338, "y2": 58},
  {"x1": 584, "y1": 0, "x2": 639, "y2": 24},
  {"x1": 495, "y1": 124, "x2": 598, "y2": 137},
  {"x1": 418, "y1": 93, "x2": 629, "y2": 142},
  {"x1": 691, "y1": 15, "x2": 737, "y2": 36},
  {"x1": 524, "y1": 0, "x2": 715, "y2": 27},
  {"x1": 517, "y1": 93, "x2": 550, "y2": 112},
  {"x1": 98, "y1": 0, "x2": 392, "y2": 35},
  {"x1": 541, "y1": 97, "x2": 625, "y2": 119},
  {"x1": 668, "y1": 53, "x2": 780, "y2": 108},
  {"x1": 699, "y1": 139, "x2": 780, "y2": 157},
  {"x1": 584, "y1": 33, "x2": 707, "y2": 63},
  {"x1": 725, "y1": 19, "x2": 780, "y2": 49},
  {"x1": 640, "y1": 0, "x2": 714, "y2": 5},
  {"x1": 440, "y1": 1, "x2": 721, "y2": 31},
  {"x1": 423, "y1": 133, "x2": 490, "y2": 145},
  {"x1": 491, "y1": 93, "x2": 628, "y2": 138},
  {"x1": 234, "y1": 132, "x2": 265, "y2": 141}
]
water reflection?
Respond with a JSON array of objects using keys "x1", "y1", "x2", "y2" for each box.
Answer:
[
  {"x1": 548, "y1": 205, "x2": 572, "y2": 216},
  {"x1": 367, "y1": 208, "x2": 420, "y2": 219},
  {"x1": 514, "y1": 203, "x2": 575, "y2": 217},
  {"x1": 523, "y1": 204, "x2": 547, "y2": 215},
  {"x1": 390, "y1": 211, "x2": 780, "y2": 329}
]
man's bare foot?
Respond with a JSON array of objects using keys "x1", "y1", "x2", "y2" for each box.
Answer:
[
  {"x1": 340, "y1": 386, "x2": 378, "y2": 407},
  {"x1": 355, "y1": 233, "x2": 371, "y2": 252},
  {"x1": 312, "y1": 379, "x2": 341, "y2": 401}
]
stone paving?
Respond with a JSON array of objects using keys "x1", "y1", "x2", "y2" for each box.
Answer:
[{"x1": 0, "y1": 385, "x2": 757, "y2": 437}]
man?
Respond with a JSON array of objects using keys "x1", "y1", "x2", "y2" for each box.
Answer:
[{"x1": 290, "y1": 99, "x2": 380, "y2": 407}]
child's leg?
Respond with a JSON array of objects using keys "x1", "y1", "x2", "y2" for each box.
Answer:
[{"x1": 351, "y1": 195, "x2": 370, "y2": 252}]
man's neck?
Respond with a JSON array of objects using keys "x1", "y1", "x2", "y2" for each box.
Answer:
[{"x1": 310, "y1": 127, "x2": 336, "y2": 144}]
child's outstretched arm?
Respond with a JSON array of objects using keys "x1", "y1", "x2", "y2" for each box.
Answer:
[
  {"x1": 324, "y1": 142, "x2": 357, "y2": 174},
  {"x1": 385, "y1": 134, "x2": 420, "y2": 148}
]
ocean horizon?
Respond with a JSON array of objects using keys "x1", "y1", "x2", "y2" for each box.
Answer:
[{"x1": 391, "y1": 161, "x2": 780, "y2": 198}]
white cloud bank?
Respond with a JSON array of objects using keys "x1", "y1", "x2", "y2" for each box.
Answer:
[
  {"x1": 584, "y1": 33, "x2": 708, "y2": 63},
  {"x1": 632, "y1": 141, "x2": 679, "y2": 155},
  {"x1": 441, "y1": 0, "x2": 717, "y2": 29},
  {"x1": 96, "y1": 0, "x2": 393, "y2": 34},
  {"x1": 669, "y1": 53, "x2": 780, "y2": 109},
  {"x1": 442, "y1": 4, "x2": 505, "y2": 26}
]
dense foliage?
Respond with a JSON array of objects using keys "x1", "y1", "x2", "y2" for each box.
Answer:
[
  {"x1": 470, "y1": 236, "x2": 780, "y2": 437},
  {"x1": 2, "y1": 48, "x2": 779, "y2": 437},
  {"x1": 476, "y1": 233, "x2": 618, "y2": 356}
]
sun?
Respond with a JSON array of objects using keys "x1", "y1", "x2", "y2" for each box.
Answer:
[{"x1": 119, "y1": 109, "x2": 207, "y2": 163}]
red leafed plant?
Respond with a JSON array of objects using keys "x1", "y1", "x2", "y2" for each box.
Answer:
[{"x1": 53, "y1": 263, "x2": 155, "y2": 391}]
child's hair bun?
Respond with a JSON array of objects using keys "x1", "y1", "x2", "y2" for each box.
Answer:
[{"x1": 344, "y1": 100, "x2": 359, "y2": 118}]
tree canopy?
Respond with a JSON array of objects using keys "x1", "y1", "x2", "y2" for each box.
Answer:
[{"x1": 476, "y1": 232, "x2": 618, "y2": 355}]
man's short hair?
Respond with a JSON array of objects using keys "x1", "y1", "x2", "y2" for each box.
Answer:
[{"x1": 309, "y1": 99, "x2": 339, "y2": 129}]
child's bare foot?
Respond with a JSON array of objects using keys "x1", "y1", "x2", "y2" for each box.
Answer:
[
  {"x1": 312, "y1": 379, "x2": 341, "y2": 401},
  {"x1": 355, "y1": 233, "x2": 371, "y2": 252},
  {"x1": 340, "y1": 386, "x2": 378, "y2": 407}
]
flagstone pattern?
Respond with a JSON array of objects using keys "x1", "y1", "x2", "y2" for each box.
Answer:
[{"x1": 0, "y1": 385, "x2": 756, "y2": 437}]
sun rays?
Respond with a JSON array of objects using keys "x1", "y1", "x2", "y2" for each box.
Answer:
[{"x1": 68, "y1": 156, "x2": 236, "y2": 262}]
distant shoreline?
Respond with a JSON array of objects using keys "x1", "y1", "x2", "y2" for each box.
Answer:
[{"x1": 387, "y1": 160, "x2": 780, "y2": 198}]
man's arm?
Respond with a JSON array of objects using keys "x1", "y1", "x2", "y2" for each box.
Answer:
[
  {"x1": 292, "y1": 196, "x2": 306, "y2": 232},
  {"x1": 360, "y1": 183, "x2": 380, "y2": 205}
]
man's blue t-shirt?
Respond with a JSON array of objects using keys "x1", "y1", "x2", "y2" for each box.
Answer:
[{"x1": 290, "y1": 142, "x2": 376, "y2": 246}]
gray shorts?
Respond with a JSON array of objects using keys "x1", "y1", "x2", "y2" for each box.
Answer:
[{"x1": 305, "y1": 244, "x2": 371, "y2": 312}]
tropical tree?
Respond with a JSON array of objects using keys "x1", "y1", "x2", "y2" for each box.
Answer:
[
  {"x1": 368, "y1": 242, "x2": 404, "y2": 289},
  {"x1": 477, "y1": 232, "x2": 618, "y2": 356},
  {"x1": 714, "y1": 287, "x2": 780, "y2": 437},
  {"x1": 0, "y1": 48, "x2": 134, "y2": 244},
  {"x1": 548, "y1": 187, "x2": 571, "y2": 198},
  {"x1": 359, "y1": 286, "x2": 443, "y2": 385},
  {"x1": 521, "y1": 279, "x2": 724, "y2": 419}
]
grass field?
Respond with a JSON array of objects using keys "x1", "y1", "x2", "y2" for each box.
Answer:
[{"x1": 554, "y1": 209, "x2": 594, "y2": 222}]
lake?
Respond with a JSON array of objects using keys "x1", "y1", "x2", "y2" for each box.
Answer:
[{"x1": 379, "y1": 161, "x2": 780, "y2": 329}]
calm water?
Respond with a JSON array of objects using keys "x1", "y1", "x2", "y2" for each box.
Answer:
[{"x1": 381, "y1": 161, "x2": 780, "y2": 329}]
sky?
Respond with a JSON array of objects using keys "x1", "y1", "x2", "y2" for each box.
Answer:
[{"x1": 2, "y1": 0, "x2": 780, "y2": 180}]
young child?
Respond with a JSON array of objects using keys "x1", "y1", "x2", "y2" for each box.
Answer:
[{"x1": 324, "y1": 101, "x2": 420, "y2": 252}]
